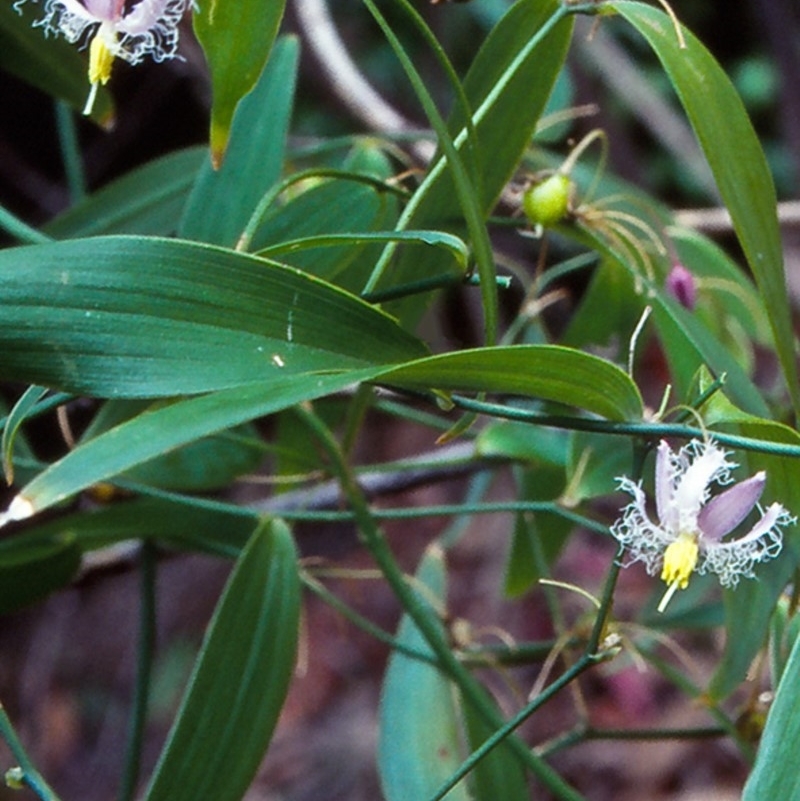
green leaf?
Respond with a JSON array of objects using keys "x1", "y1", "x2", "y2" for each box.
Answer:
[
  {"x1": 378, "y1": 545, "x2": 471, "y2": 801},
  {"x1": 363, "y1": 0, "x2": 499, "y2": 343},
  {"x1": 565, "y1": 430, "x2": 632, "y2": 503},
  {"x1": 611, "y1": 1, "x2": 800, "y2": 416},
  {"x1": 81, "y1": 400, "x2": 265, "y2": 492},
  {"x1": 44, "y1": 148, "x2": 205, "y2": 238},
  {"x1": 769, "y1": 596, "x2": 800, "y2": 691},
  {"x1": 672, "y1": 228, "x2": 770, "y2": 345},
  {"x1": 463, "y1": 699, "x2": 529, "y2": 801},
  {"x1": 505, "y1": 465, "x2": 571, "y2": 597},
  {"x1": 565, "y1": 224, "x2": 768, "y2": 415},
  {"x1": 0, "y1": 236, "x2": 428, "y2": 397},
  {"x1": 477, "y1": 420, "x2": 569, "y2": 465},
  {"x1": 742, "y1": 624, "x2": 800, "y2": 799},
  {"x1": 144, "y1": 519, "x2": 300, "y2": 801},
  {"x1": 0, "y1": 533, "x2": 80, "y2": 613},
  {"x1": 693, "y1": 377, "x2": 800, "y2": 699},
  {"x1": 380, "y1": 345, "x2": 644, "y2": 421},
  {"x1": 378, "y1": 0, "x2": 573, "y2": 322},
  {"x1": 248, "y1": 174, "x2": 399, "y2": 282},
  {"x1": 181, "y1": 36, "x2": 298, "y2": 245},
  {"x1": 5, "y1": 496, "x2": 255, "y2": 557},
  {"x1": 0, "y1": 1, "x2": 112, "y2": 123},
  {"x1": 258, "y1": 230, "x2": 469, "y2": 274},
  {"x1": 5, "y1": 369, "x2": 378, "y2": 517},
  {"x1": 561, "y1": 259, "x2": 644, "y2": 354},
  {"x1": 193, "y1": 0, "x2": 287, "y2": 164},
  {"x1": 2, "y1": 385, "x2": 47, "y2": 485},
  {"x1": 0, "y1": 346, "x2": 639, "y2": 521},
  {"x1": 670, "y1": 228, "x2": 772, "y2": 377}
]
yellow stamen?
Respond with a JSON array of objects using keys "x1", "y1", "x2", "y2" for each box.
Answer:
[
  {"x1": 89, "y1": 33, "x2": 115, "y2": 86},
  {"x1": 84, "y1": 33, "x2": 115, "y2": 116},
  {"x1": 658, "y1": 532, "x2": 699, "y2": 613}
]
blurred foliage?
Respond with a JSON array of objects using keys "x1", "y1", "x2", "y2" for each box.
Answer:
[{"x1": 0, "y1": 1, "x2": 798, "y2": 800}]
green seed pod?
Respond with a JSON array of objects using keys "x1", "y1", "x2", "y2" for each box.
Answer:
[{"x1": 522, "y1": 173, "x2": 572, "y2": 228}]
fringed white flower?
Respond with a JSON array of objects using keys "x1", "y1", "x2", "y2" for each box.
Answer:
[
  {"x1": 15, "y1": 0, "x2": 195, "y2": 115},
  {"x1": 611, "y1": 439, "x2": 794, "y2": 612}
]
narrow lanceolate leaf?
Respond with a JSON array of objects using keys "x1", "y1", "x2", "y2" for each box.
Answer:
[
  {"x1": 80, "y1": 399, "x2": 265, "y2": 492},
  {"x1": 380, "y1": 345, "x2": 644, "y2": 421},
  {"x1": 1, "y1": 496, "x2": 257, "y2": 558},
  {"x1": 44, "y1": 148, "x2": 206, "y2": 238},
  {"x1": 0, "y1": 236, "x2": 428, "y2": 398},
  {"x1": 194, "y1": 0, "x2": 288, "y2": 165},
  {"x1": 145, "y1": 520, "x2": 300, "y2": 801},
  {"x1": 0, "y1": 1, "x2": 112, "y2": 123},
  {"x1": 3, "y1": 369, "x2": 379, "y2": 518},
  {"x1": 257, "y1": 230, "x2": 469, "y2": 272},
  {"x1": 377, "y1": 0, "x2": 573, "y2": 323},
  {"x1": 0, "y1": 346, "x2": 639, "y2": 521},
  {"x1": 610, "y1": 1, "x2": 800, "y2": 417},
  {"x1": 181, "y1": 37, "x2": 298, "y2": 244},
  {"x1": 378, "y1": 546, "x2": 470, "y2": 801},
  {"x1": 742, "y1": 628, "x2": 800, "y2": 800},
  {"x1": 2, "y1": 385, "x2": 47, "y2": 484}
]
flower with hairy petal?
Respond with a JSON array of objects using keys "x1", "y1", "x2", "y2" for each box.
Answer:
[
  {"x1": 611, "y1": 439, "x2": 794, "y2": 613},
  {"x1": 15, "y1": 0, "x2": 195, "y2": 114}
]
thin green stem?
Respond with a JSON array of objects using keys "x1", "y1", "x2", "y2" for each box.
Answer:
[
  {"x1": 585, "y1": 725, "x2": 728, "y2": 741},
  {"x1": 301, "y1": 572, "x2": 438, "y2": 665},
  {"x1": 118, "y1": 541, "x2": 157, "y2": 801},
  {"x1": 341, "y1": 384, "x2": 375, "y2": 457},
  {"x1": 536, "y1": 722, "x2": 726, "y2": 758},
  {"x1": 428, "y1": 654, "x2": 600, "y2": 801},
  {"x1": 640, "y1": 648, "x2": 755, "y2": 762},
  {"x1": 0, "y1": 705, "x2": 63, "y2": 801},
  {"x1": 362, "y1": 271, "x2": 509, "y2": 303},
  {"x1": 588, "y1": 551, "x2": 623, "y2": 654},
  {"x1": 361, "y1": 0, "x2": 498, "y2": 344},
  {"x1": 236, "y1": 168, "x2": 404, "y2": 252},
  {"x1": 373, "y1": 398, "x2": 453, "y2": 432},
  {"x1": 459, "y1": 637, "x2": 574, "y2": 667},
  {"x1": 0, "y1": 205, "x2": 51, "y2": 245},
  {"x1": 436, "y1": 469, "x2": 495, "y2": 550},
  {"x1": 55, "y1": 100, "x2": 87, "y2": 202},
  {"x1": 534, "y1": 251, "x2": 599, "y2": 296},
  {"x1": 449, "y1": 394, "x2": 800, "y2": 458},
  {"x1": 586, "y1": 439, "x2": 651, "y2": 655},
  {"x1": 362, "y1": 1, "x2": 571, "y2": 295},
  {"x1": 295, "y1": 405, "x2": 587, "y2": 800},
  {"x1": 112, "y1": 479, "x2": 610, "y2": 535}
]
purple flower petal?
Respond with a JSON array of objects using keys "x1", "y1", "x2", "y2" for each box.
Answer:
[
  {"x1": 732, "y1": 501, "x2": 789, "y2": 547},
  {"x1": 697, "y1": 471, "x2": 765, "y2": 542},
  {"x1": 83, "y1": 0, "x2": 124, "y2": 21}
]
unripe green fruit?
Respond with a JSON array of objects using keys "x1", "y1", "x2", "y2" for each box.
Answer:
[{"x1": 522, "y1": 173, "x2": 572, "y2": 228}]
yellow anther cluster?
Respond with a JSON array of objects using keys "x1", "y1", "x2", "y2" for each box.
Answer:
[
  {"x1": 660, "y1": 533, "x2": 699, "y2": 590},
  {"x1": 88, "y1": 32, "x2": 115, "y2": 86}
]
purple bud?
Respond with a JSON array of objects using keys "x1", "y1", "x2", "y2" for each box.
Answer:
[{"x1": 666, "y1": 263, "x2": 697, "y2": 310}]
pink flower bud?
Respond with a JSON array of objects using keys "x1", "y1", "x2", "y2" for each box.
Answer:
[{"x1": 665, "y1": 263, "x2": 697, "y2": 310}]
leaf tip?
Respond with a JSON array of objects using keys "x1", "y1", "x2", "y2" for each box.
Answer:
[{"x1": 0, "y1": 495, "x2": 35, "y2": 528}]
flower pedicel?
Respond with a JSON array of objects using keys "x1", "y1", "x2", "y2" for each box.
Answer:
[
  {"x1": 15, "y1": 0, "x2": 195, "y2": 115},
  {"x1": 611, "y1": 438, "x2": 794, "y2": 612}
]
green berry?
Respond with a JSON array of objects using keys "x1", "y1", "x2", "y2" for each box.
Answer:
[{"x1": 522, "y1": 173, "x2": 572, "y2": 228}]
